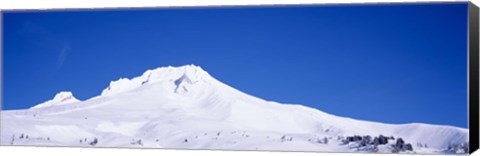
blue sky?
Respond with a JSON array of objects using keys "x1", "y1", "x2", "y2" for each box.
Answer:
[{"x1": 2, "y1": 3, "x2": 469, "y2": 128}]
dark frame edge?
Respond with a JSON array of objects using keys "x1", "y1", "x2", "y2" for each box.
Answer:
[{"x1": 469, "y1": 1, "x2": 480, "y2": 154}]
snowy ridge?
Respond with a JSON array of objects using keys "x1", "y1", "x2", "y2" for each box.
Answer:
[
  {"x1": 100, "y1": 65, "x2": 210, "y2": 96},
  {"x1": 1, "y1": 65, "x2": 469, "y2": 154},
  {"x1": 30, "y1": 91, "x2": 80, "y2": 109}
]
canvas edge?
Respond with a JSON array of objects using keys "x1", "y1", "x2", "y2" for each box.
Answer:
[
  {"x1": 0, "y1": 2, "x2": 476, "y2": 155},
  {"x1": 469, "y1": 1, "x2": 480, "y2": 154}
]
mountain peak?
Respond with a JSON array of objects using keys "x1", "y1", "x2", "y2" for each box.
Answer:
[
  {"x1": 147, "y1": 64, "x2": 208, "y2": 79},
  {"x1": 171, "y1": 64, "x2": 205, "y2": 72},
  {"x1": 30, "y1": 91, "x2": 80, "y2": 109},
  {"x1": 100, "y1": 64, "x2": 212, "y2": 96},
  {"x1": 52, "y1": 91, "x2": 76, "y2": 101}
]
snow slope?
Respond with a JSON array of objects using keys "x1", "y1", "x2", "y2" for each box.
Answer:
[{"x1": 0, "y1": 65, "x2": 469, "y2": 154}]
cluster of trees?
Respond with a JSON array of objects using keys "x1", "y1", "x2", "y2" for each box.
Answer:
[
  {"x1": 19, "y1": 134, "x2": 29, "y2": 139},
  {"x1": 79, "y1": 137, "x2": 98, "y2": 146},
  {"x1": 391, "y1": 138, "x2": 413, "y2": 153},
  {"x1": 416, "y1": 142, "x2": 428, "y2": 148},
  {"x1": 130, "y1": 139, "x2": 143, "y2": 146},
  {"x1": 309, "y1": 137, "x2": 329, "y2": 144},
  {"x1": 445, "y1": 142, "x2": 469, "y2": 154},
  {"x1": 240, "y1": 131, "x2": 249, "y2": 138},
  {"x1": 341, "y1": 134, "x2": 413, "y2": 153},
  {"x1": 280, "y1": 135, "x2": 293, "y2": 142},
  {"x1": 10, "y1": 133, "x2": 51, "y2": 145},
  {"x1": 343, "y1": 135, "x2": 395, "y2": 146}
]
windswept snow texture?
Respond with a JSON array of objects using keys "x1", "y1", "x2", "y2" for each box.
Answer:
[{"x1": 1, "y1": 65, "x2": 468, "y2": 154}]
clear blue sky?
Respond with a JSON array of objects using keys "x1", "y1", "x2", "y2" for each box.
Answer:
[{"x1": 2, "y1": 3, "x2": 469, "y2": 128}]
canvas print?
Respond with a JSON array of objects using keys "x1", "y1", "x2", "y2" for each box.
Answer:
[{"x1": 0, "y1": 2, "x2": 473, "y2": 154}]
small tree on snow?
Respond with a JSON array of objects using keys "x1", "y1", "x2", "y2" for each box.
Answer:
[
  {"x1": 89, "y1": 138, "x2": 98, "y2": 146},
  {"x1": 10, "y1": 134, "x2": 15, "y2": 145}
]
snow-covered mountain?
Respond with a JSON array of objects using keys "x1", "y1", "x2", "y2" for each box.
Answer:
[{"x1": 0, "y1": 65, "x2": 469, "y2": 154}]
